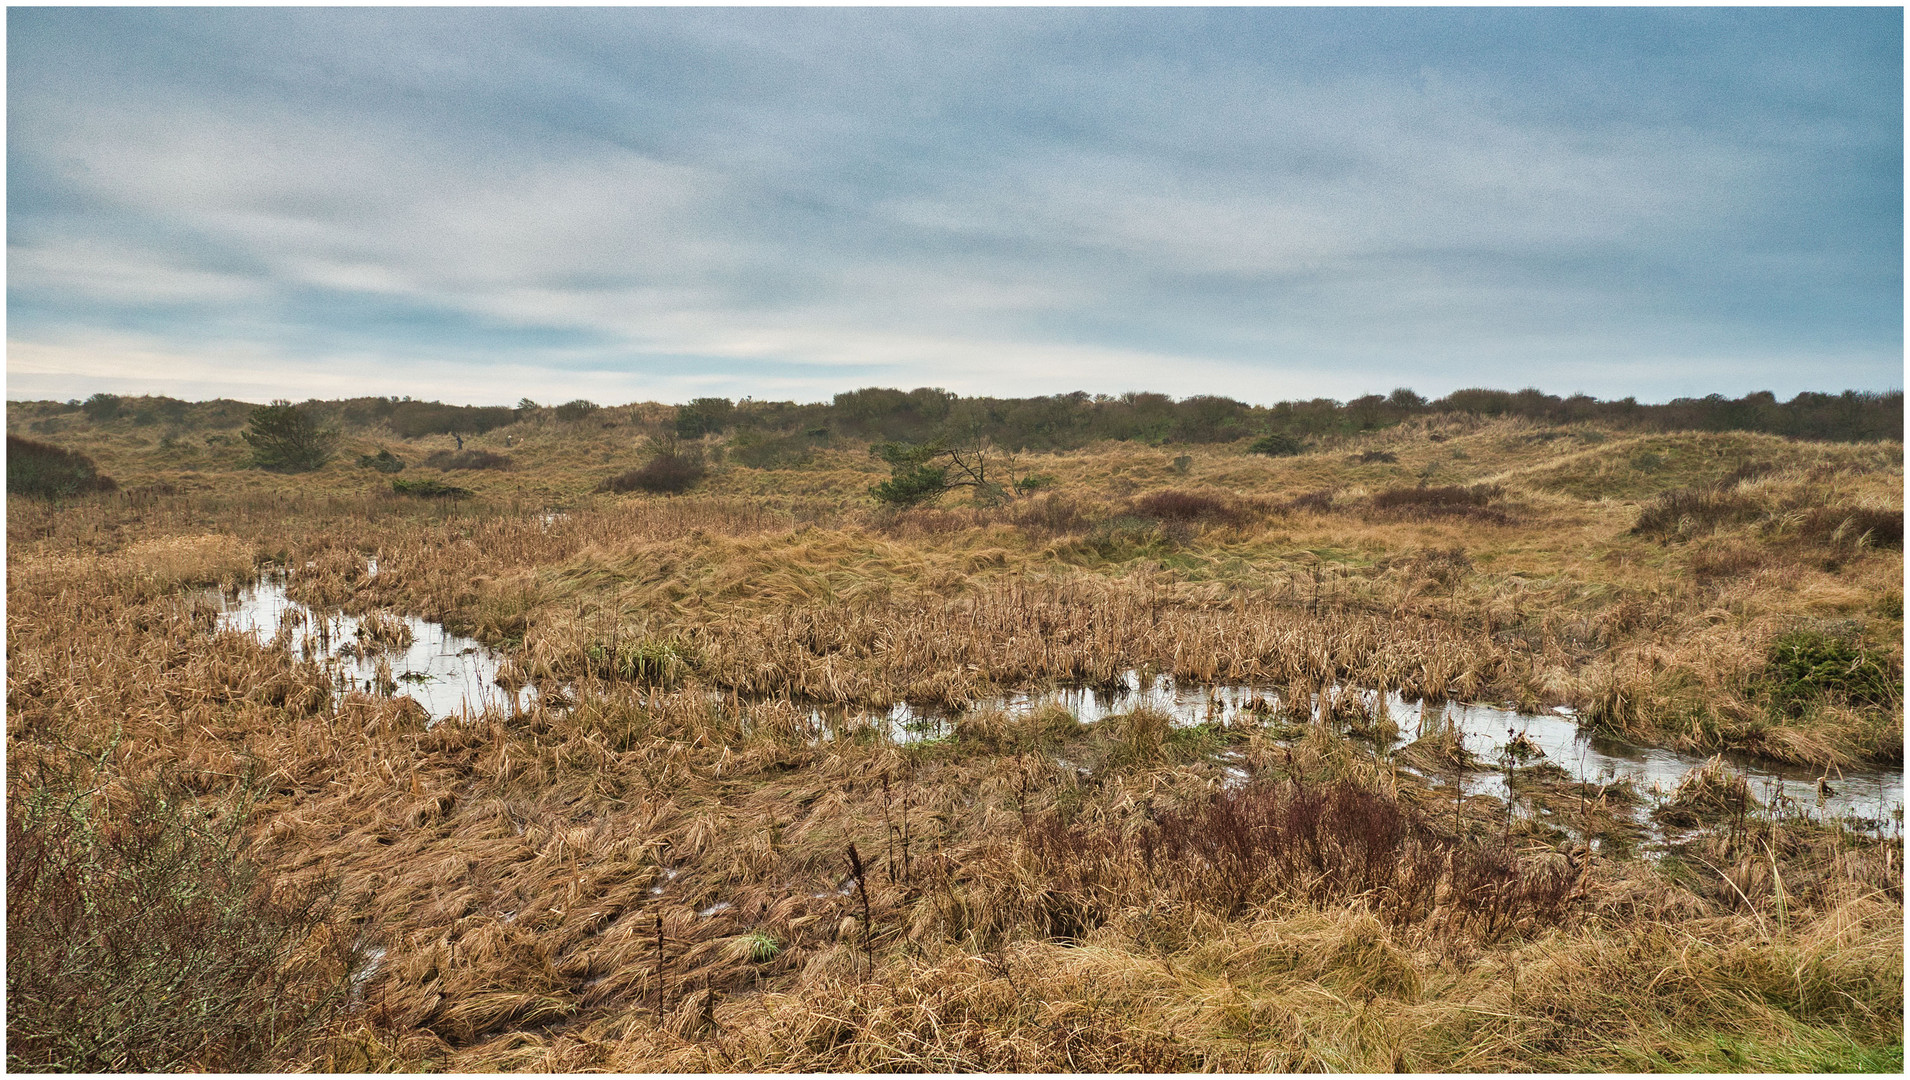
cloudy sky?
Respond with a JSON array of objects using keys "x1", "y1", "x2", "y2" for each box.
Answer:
[{"x1": 7, "y1": 7, "x2": 1902, "y2": 407}]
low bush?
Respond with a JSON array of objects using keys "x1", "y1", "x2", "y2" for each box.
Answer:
[
  {"x1": 1249, "y1": 432, "x2": 1305, "y2": 457},
  {"x1": 6, "y1": 435, "x2": 117, "y2": 498},
  {"x1": 1009, "y1": 492, "x2": 1092, "y2": 538},
  {"x1": 7, "y1": 769, "x2": 357, "y2": 1071},
  {"x1": 1369, "y1": 484, "x2": 1512, "y2": 523},
  {"x1": 600, "y1": 452, "x2": 707, "y2": 495},
  {"x1": 390, "y1": 478, "x2": 473, "y2": 499},
  {"x1": 422, "y1": 449, "x2": 511, "y2": 471},
  {"x1": 1130, "y1": 489, "x2": 1258, "y2": 526},
  {"x1": 356, "y1": 449, "x2": 405, "y2": 473}
]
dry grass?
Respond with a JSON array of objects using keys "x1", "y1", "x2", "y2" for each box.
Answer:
[{"x1": 6, "y1": 408, "x2": 1901, "y2": 1071}]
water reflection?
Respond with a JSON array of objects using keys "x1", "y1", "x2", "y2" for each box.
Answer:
[{"x1": 209, "y1": 572, "x2": 534, "y2": 723}]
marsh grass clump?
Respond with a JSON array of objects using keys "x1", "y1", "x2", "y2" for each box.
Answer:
[
  {"x1": 6, "y1": 768, "x2": 357, "y2": 1072},
  {"x1": 1631, "y1": 486, "x2": 1763, "y2": 540},
  {"x1": 1762, "y1": 630, "x2": 1897, "y2": 718},
  {"x1": 585, "y1": 635, "x2": 699, "y2": 685},
  {"x1": 423, "y1": 449, "x2": 512, "y2": 471},
  {"x1": 1654, "y1": 756, "x2": 1757, "y2": 827},
  {"x1": 5, "y1": 435, "x2": 118, "y2": 498},
  {"x1": 1793, "y1": 506, "x2": 1903, "y2": 551}
]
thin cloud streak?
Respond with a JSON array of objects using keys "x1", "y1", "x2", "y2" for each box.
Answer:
[{"x1": 7, "y1": 8, "x2": 1900, "y2": 405}]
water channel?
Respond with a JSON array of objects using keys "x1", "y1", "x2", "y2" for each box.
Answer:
[{"x1": 209, "y1": 573, "x2": 1903, "y2": 836}]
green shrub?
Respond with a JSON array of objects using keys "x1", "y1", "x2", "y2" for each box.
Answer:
[
  {"x1": 6, "y1": 769, "x2": 357, "y2": 1071},
  {"x1": 356, "y1": 449, "x2": 405, "y2": 473},
  {"x1": 1249, "y1": 432, "x2": 1305, "y2": 457},
  {"x1": 552, "y1": 399, "x2": 599, "y2": 423},
  {"x1": 869, "y1": 463, "x2": 949, "y2": 507},
  {"x1": 6, "y1": 436, "x2": 117, "y2": 498},
  {"x1": 242, "y1": 401, "x2": 337, "y2": 473}
]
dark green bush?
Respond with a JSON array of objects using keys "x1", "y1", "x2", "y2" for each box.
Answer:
[
  {"x1": 6, "y1": 436, "x2": 117, "y2": 498},
  {"x1": 1249, "y1": 432, "x2": 1305, "y2": 457},
  {"x1": 675, "y1": 397, "x2": 735, "y2": 439},
  {"x1": 356, "y1": 449, "x2": 405, "y2": 473},
  {"x1": 552, "y1": 399, "x2": 599, "y2": 423},
  {"x1": 7, "y1": 769, "x2": 357, "y2": 1071},
  {"x1": 243, "y1": 401, "x2": 337, "y2": 473},
  {"x1": 1763, "y1": 630, "x2": 1898, "y2": 717}
]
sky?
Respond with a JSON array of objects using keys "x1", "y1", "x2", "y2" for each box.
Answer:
[{"x1": 6, "y1": 6, "x2": 1903, "y2": 407}]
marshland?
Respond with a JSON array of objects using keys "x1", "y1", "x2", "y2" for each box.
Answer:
[{"x1": 7, "y1": 387, "x2": 1904, "y2": 1072}]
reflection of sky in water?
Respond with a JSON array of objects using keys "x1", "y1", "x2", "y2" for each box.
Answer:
[
  {"x1": 212, "y1": 573, "x2": 533, "y2": 723},
  {"x1": 842, "y1": 674, "x2": 1901, "y2": 832},
  {"x1": 210, "y1": 577, "x2": 1900, "y2": 833}
]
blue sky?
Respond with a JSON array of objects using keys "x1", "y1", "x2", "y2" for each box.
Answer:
[{"x1": 7, "y1": 7, "x2": 1902, "y2": 406}]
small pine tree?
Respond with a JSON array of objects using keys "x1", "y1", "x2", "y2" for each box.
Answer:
[{"x1": 242, "y1": 401, "x2": 337, "y2": 473}]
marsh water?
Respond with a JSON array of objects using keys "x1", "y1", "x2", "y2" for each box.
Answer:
[
  {"x1": 209, "y1": 570, "x2": 537, "y2": 721},
  {"x1": 212, "y1": 573, "x2": 1902, "y2": 835}
]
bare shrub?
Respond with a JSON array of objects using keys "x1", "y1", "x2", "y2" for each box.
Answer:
[
  {"x1": 1130, "y1": 489, "x2": 1262, "y2": 526},
  {"x1": 422, "y1": 449, "x2": 512, "y2": 471},
  {"x1": 1369, "y1": 484, "x2": 1513, "y2": 524},
  {"x1": 600, "y1": 452, "x2": 707, "y2": 495}
]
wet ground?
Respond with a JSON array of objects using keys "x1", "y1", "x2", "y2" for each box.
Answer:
[{"x1": 208, "y1": 573, "x2": 1902, "y2": 839}]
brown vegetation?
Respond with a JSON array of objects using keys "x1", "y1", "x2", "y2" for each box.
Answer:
[{"x1": 5, "y1": 402, "x2": 1901, "y2": 1071}]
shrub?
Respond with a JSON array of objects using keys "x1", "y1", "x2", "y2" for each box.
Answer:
[
  {"x1": 1369, "y1": 484, "x2": 1511, "y2": 523},
  {"x1": 869, "y1": 463, "x2": 950, "y2": 508},
  {"x1": 386, "y1": 401, "x2": 516, "y2": 439},
  {"x1": 6, "y1": 436, "x2": 117, "y2": 498},
  {"x1": 422, "y1": 449, "x2": 511, "y2": 471},
  {"x1": 1131, "y1": 489, "x2": 1256, "y2": 526},
  {"x1": 356, "y1": 449, "x2": 405, "y2": 473},
  {"x1": 730, "y1": 429, "x2": 825, "y2": 469},
  {"x1": 390, "y1": 478, "x2": 473, "y2": 498},
  {"x1": 600, "y1": 452, "x2": 706, "y2": 495},
  {"x1": 552, "y1": 399, "x2": 599, "y2": 423},
  {"x1": 1249, "y1": 432, "x2": 1305, "y2": 457},
  {"x1": 80, "y1": 393, "x2": 123, "y2": 422},
  {"x1": 7, "y1": 770, "x2": 357, "y2": 1071},
  {"x1": 675, "y1": 397, "x2": 734, "y2": 439},
  {"x1": 242, "y1": 401, "x2": 337, "y2": 473}
]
